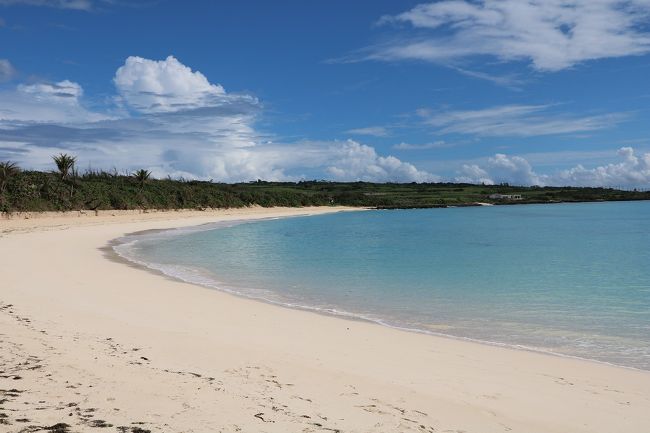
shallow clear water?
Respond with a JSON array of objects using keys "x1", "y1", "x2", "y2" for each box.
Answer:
[{"x1": 115, "y1": 201, "x2": 650, "y2": 370}]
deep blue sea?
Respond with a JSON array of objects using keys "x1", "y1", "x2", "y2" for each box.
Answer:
[{"x1": 115, "y1": 201, "x2": 650, "y2": 370}]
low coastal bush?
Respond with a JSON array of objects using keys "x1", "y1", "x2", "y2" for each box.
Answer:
[{"x1": 1, "y1": 159, "x2": 649, "y2": 213}]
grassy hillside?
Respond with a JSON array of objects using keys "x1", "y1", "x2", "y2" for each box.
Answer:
[{"x1": 1, "y1": 167, "x2": 648, "y2": 213}]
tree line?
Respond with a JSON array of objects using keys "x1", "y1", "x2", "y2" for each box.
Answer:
[{"x1": 1, "y1": 155, "x2": 649, "y2": 213}]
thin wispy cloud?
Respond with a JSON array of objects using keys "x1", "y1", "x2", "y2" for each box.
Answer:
[
  {"x1": 393, "y1": 141, "x2": 449, "y2": 150},
  {"x1": 0, "y1": 59, "x2": 16, "y2": 82},
  {"x1": 514, "y1": 149, "x2": 625, "y2": 167},
  {"x1": 450, "y1": 66, "x2": 524, "y2": 89},
  {"x1": 346, "y1": 126, "x2": 389, "y2": 137},
  {"x1": 417, "y1": 104, "x2": 629, "y2": 137},
  {"x1": 0, "y1": 0, "x2": 141, "y2": 12},
  {"x1": 0, "y1": 0, "x2": 94, "y2": 10},
  {"x1": 359, "y1": 0, "x2": 650, "y2": 72}
]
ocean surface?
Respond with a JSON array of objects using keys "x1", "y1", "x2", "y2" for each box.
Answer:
[{"x1": 115, "y1": 201, "x2": 650, "y2": 370}]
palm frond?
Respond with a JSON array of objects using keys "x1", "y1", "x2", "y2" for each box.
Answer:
[{"x1": 52, "y1": 154, "x2": 76, "y2": 180}]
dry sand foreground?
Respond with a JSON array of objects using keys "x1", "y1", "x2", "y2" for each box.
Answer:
[{"x1": 1, "y1": 206, "x2": 649, "y2": 433}]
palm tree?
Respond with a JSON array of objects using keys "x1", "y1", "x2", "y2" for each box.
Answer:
[
  {"x1": 52, "y1": 153, "x2": 76, "y2": 180},
  {"x1": 133, "y1": 169, "x2": 151, "y2": 189},
  {"x1": 0, "y1": 161, "x2": 20, "y2": 194}
]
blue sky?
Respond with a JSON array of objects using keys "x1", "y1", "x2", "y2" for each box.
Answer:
[{"x1": 1, "y1": 0, "x2": 649, "y2": 186}]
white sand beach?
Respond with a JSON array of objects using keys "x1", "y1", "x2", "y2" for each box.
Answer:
[{"x1": 1, "y1": 206, "x2": 649, "y2": 433}]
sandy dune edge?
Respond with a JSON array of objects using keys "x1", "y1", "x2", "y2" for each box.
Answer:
[{"x1": 1, "y1": 206, "x2": 649, "y2": 433}]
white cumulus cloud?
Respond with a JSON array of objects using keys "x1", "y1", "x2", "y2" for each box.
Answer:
[
  {"x1": 456, "y1": 147, "x2": 650, "y2": 187},
  {"x1": 18, "y1": 80, "x2": 83, "y2": 101},
  {"x1": 114, "y1": 55, "x2": 227, "y2": 113},
  {"x1": 0, "y1": 56, "x2": 438, "y2": 183},
  {"x1": 0, "y1": 80, "x2": 108, "y2": 123},
  {"x1": 325, "y1": 140, "x2": 438, "y2": 182},
  {"x1": 455, "y1": 164, "x2": 493, "y2": 185},
  {"x1": 457, "y1": 153, "x2": 543, "y2": 185},
  {"x1": 554, "y1": 147, "x2": 650, "y2": 187}
]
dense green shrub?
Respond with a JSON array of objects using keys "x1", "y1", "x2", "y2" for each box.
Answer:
[{"x1": 1, "y1": 166, "x2": 649, "y2": 213}]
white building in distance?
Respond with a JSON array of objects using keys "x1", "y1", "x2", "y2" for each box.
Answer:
[{"x1": 488, "y1": 194, "x2": 523, "y2": 200}]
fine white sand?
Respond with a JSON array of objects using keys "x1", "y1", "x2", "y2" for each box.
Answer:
[{"x1": 1, "y1": 206, "x2": 649, "y2": 433}]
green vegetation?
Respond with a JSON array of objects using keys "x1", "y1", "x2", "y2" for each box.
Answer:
[
  {"x1": 1, "y1": 158, "x2": 648, "y2": 213},
  {"x1": 52, "y1": 153, "x2": 77, "y2": 180},
  {"x1": 132, "y1": 169, "x2": 152, "y2": 190},
  {"x1": 0, "y1": 161, "x2": 20, "y2": 195}
]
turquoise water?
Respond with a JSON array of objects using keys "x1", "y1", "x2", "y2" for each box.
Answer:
[{"x1": 115, "y1": 201, "x2": 650, "y2": 370}]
